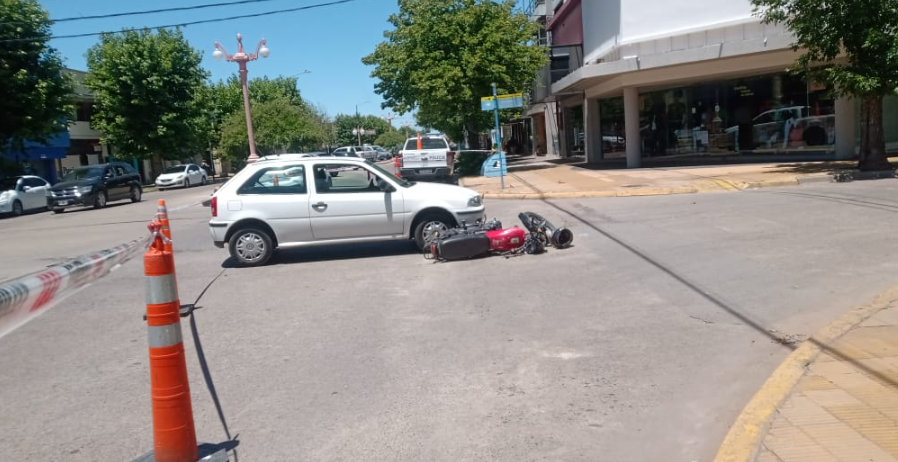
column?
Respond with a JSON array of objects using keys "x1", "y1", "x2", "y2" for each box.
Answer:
[
  {"x1": 834, "y1": 96, "x2": 856, "y2": 160},
  {"x1": 584, "y1": 97, "x2": 602, "y2": 163},
  {"x1": 544, "y1": 104, "x2": 558, "y2": 156},
  {"x1": 624, "y1": 87, "x2": 641, "y2": 168}
]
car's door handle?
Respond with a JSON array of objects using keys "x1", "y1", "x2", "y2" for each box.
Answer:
[{"x1": 312, "y1": 201, "x2": 328, "y2": 211}]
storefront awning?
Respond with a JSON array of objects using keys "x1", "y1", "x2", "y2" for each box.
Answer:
[{"x1": 2, "y1": 131, "x2": 71, "y2": 161}]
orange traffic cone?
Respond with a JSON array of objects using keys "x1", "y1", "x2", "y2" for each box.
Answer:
[
  {"x1": 143, "y1": 222, "x2": 197, "y2": 462},
  {"x1": 156, "y1": 200, "x2": 173, "y2": 252},
  {"x1": 394, "y1": 155, "x2": 402, "y2": 178}
]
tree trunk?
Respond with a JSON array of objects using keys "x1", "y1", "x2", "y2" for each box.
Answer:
[
  {"x1": 464, "y1": 122, "x2": 481, "y2": 150},
  {"x1": 858, "y1": 95, "x2": 891, "y2": 171},
  {"x1": 150, "y1": 153, "x2": 164, "y2": 182}
]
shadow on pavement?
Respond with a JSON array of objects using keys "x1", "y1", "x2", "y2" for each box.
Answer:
[
  {"x1": 221, "y1": 240, "x2": 420, "y2": 268},
  {"x1": 544, "y1": 198, "x2": 898, "y2": 392}
]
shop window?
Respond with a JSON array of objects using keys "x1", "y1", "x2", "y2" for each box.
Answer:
[{"x1": 599, "y1": 97, "x2": 626, "y2": 159}]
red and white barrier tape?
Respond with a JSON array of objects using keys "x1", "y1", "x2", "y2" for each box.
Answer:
[{"x1": 0, "y1": 235, "x2": 152, "y2": 339}]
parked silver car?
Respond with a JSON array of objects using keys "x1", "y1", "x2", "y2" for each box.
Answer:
[
  {"x1": 0, "y1": 175, "x2": 50, "y2": 216},
  {"x1": 207, "y1": 157, "x2": 485, "y2": 266}
]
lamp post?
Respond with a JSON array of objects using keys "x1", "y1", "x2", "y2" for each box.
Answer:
[
  {"x1": 213, "y1": 33, "x2": 270, "y2": 164},
  {"x1": 354, "y1": 101, "x2": 369, "y2": 146}
]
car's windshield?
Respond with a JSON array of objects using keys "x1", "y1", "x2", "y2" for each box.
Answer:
[
  {"x1": 365, "y1": 162, "x2": 415, "y2": 188},
  {"x1": 62, "y1": 167, "x2": 103, "y2": 182},
  {"x1": 163, "y1": 166, "x2": 187, "y2": 174},
  {"x1": 0, "y1": 177, "x2": 19, "y2": 191}
]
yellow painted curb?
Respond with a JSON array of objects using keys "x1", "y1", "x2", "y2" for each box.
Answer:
[{"x1": 713, "y1": 284, "x2": 898, "y2": 462}]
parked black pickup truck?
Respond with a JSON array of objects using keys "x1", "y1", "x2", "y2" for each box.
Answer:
[{"x1": 48, "y1": 162, "x2": 142, "y2": 213}]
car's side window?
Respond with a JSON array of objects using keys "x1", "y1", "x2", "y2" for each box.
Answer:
[
  {"x1": 115, "y1": 166, "x2": 127, "y2": 176},
  {"x1": 26, "y1": 178, "x2": 44, "y2": 188},
  {"x1": 238, "y1": 165, "x2": 307, "y2": 195},
  {"x1": 312, "y1": 164, "x2": 383, "y2": 194},
  {"x1": 104, "y1": 167, "x2": 116, "y2": 179}
]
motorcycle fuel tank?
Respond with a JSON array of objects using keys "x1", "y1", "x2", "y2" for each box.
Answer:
[{"x1": 485, "y1": 227, "x2": 527, "y2": 252}]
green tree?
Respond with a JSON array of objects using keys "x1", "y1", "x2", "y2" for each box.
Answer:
[
  {"x1": 85, "y1": 28, "x2": 209, "y2": 176},
  {"x1": 333, "y1": 114, "x2": 392, "y2": 146},
  {"x1": 211, "y1": 75, "x2": 306, "y2": 120},
  {"x1": 218, "y1": 97, "x2": 327, "y2": 166},
  {"x1": 0, "y1": 0, "x2": 73, "y2": 154},
  {"x1": 752, "y1": 0, "x2": 898, "y2": 170},
  {"x1": 362, "y1": 0, "x2": 547, "y2": 148},
  {"x1": 374, "y1": 130, "x2": 407, "y2": 149}
]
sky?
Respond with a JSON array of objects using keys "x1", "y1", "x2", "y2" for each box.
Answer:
[{"x1": 39, "y1": 0, "x2": 417, "y2": 126}]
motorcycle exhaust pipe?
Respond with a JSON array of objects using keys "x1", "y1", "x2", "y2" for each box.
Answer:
[{"x1": 517, "y1": 212, "x2": 574, "y2": 249}]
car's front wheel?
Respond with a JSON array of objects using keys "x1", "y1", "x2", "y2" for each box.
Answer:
[
  {"x1": 228, "y1": 227, "x2": 274, "y2": 267},
  {"x1": 52, "y1": 208, "x2": 64, "y2": 214},
  {"x1": 201, "y1": 176, "x2": 207, "y2": 186},
  {"x1": 94, "y1": 191, "x2": 107, "y2": 209},
  {"x1": 130, "y1": 186, "x2": 142, "y2": 203},
  {"x1": 413, "y1": 212, "x2": 455, "y2": 251},
  {"x1": 12, "y1": 200, "x2": 23, "y2": 216}
]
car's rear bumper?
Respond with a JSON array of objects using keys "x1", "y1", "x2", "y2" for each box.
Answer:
[
  {"x1": 209, "y1": 220, "x2": 229, "y2": 247},
  {"x1": 400, "y1": 167, "x2": 451, "y2": 180}
]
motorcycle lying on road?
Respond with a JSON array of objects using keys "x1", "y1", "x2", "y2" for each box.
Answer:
[{"x1": 424, "y1": 212, "x2": 574, "y2": 262}]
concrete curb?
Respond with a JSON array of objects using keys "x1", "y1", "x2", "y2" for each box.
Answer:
[{"x1": 712, "y1": 284, "x2": 898, "y2": 462}]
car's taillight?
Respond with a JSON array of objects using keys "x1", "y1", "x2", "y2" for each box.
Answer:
[
  {"x1": 211, "y1": 196, "x2": 217, "y2": 217},
  {"x1": 398, "y1": 154, "x2": 404, "y2": 168}
]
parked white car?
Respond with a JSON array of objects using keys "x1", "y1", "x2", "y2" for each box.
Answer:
[
  {"x1": 207, "y1": 157, "x2": 485, "y2": 266},
  {"x1": 0, "y1": 175, "x2": 50, "y2": 216},
  {"x1": 155, "y1": 164, "x2": 207, "y2": 190}
]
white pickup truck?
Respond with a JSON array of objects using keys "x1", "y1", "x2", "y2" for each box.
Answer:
[{"x1": 397, "y1": 135, "x2": 455, "y2": 182}]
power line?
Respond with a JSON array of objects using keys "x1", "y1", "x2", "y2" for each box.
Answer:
[
  {"x1": 0, "y1": 0, "x2": 295, "y2": 26},
  {"x1": 50, "y1": 0, "x2": 295, "y2": 23},
  {"x1": 0, "y1": 0, "x2": 362, "y2": 44}
]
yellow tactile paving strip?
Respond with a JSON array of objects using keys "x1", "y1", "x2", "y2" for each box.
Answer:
[{"x1": 757, "y1": 309, "x2": 898, "y2": 462}]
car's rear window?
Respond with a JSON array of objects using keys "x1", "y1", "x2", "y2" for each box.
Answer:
[
  {"x1": 238, "y1": 165, "x2": 307, "y2": 195},
  {"x1": 404, "y1": 138, "x2": 448, "y2": 150}
]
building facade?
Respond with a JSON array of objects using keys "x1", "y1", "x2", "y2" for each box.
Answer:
[{"x1": 526, "y1": 0, "x2": 898, "y2": 168}]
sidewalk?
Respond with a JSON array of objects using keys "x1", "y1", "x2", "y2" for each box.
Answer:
[
  {"x1": 715, "y1": 290, "x2": 898, "y2": 462},
  {"x1": 459, "y1": 156, "x2": 896, "y2": 199}
]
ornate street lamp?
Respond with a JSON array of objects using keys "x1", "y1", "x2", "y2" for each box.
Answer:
[{"x1": 213, "y1": 33, "x2": 270, "y2": 164}]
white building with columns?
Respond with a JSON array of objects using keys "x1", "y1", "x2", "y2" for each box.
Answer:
[{"x1": 527, "y1": 0, "x2": 887, "y2": 168}]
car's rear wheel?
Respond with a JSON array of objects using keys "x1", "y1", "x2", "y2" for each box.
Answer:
[
  {"x1": 201, "y1": 176, "x2": 207, "y2": 186},
  {"x1": 228, "y1": 227, "x2": 274, "y2": 267},
  {"x1": 94, "y1": 191, "x2": 107, "y2": 209},
  {"x1": 130, "y1": 185, "x2": 142, "y2": 203},
  {"x1": 52, "y1": 208, "x2": 64, "y2": 214},
  {"x1": 414, "y1": 212, "x2": 456, "y2": 251},
  {"x1": 12, "y1": 200, "x2": 23, "y2": 216}
]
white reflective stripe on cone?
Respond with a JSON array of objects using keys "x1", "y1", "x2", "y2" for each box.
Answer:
[
  {"x1": 147, "y1": 323, "x2": 183, "y2": 348},
  {"x1": 145, "y1": 274, "x2": 177, "y2": 305}
]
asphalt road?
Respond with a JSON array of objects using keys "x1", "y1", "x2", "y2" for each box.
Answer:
[{"x1": 3, "y1": 179, "x2": 898, "y2": 461}]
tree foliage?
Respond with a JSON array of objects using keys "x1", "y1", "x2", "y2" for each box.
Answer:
[
  {"x1": 0, "y1": 0, "x2": 73, "y2": 153},
  {"x1": 752, "y1": 0, "x2": 898, "y2": 170},
  {"x1": 362, "y1": 0, "x2": 547, "y2": 147},
  {"x1": 219, "y1": 97, "x2": 328, "y2": 164},
  {"x1": 86, "y1": 28, "x2": 209, "y2": 174},
  {"x1": 332, "y1": 114, "x2": 392, "y2": 146},
  {"x1": 211, "y1": 75, "x2": 306, "y2": 121},
  {"x1": 374, "y1": 129, "x2": 407, "y2": 149}
]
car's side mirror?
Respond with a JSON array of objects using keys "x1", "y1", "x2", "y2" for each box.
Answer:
[
  {"x1": 377, "y1": 179, "x2": 395, "y2": 192},
  {"x1": 21, "y1": 185, "x2": 31, "y2": 192}
]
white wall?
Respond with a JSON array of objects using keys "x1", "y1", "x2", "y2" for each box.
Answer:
[{"x1": 583, "y1": 0, "x2": 756, "y2": 63}]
